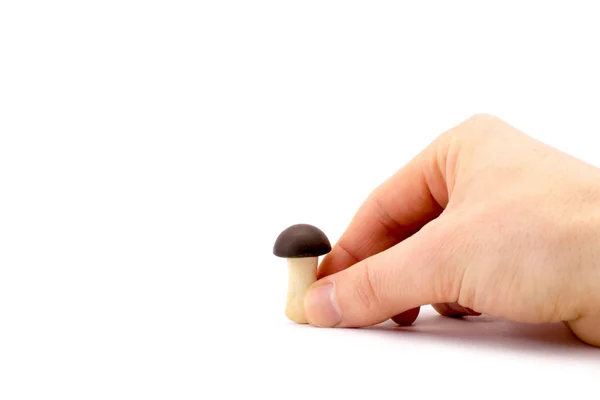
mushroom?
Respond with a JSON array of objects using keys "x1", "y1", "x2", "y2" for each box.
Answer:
[{"x1": 273, "y1": 223, "x2": 331, "y2": 324}]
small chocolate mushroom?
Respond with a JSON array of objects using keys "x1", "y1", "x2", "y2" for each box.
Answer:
[{"x1": 273, "y1": 224, "x2": 331, "y2": 324}]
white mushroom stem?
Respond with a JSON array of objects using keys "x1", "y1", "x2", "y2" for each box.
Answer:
[{"x1": 285, "y1": 257, "x2": 317, "y2": 324}]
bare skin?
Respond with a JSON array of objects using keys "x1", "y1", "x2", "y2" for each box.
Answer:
[{"x1": 303, "y1": 113, "x2": 600, "y2": 347}]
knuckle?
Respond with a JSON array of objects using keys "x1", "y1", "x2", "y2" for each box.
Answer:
[
  {"x1": 467, "y1": 112, "x2": 501, "y2": 125},
  {"x1": 451, "y1": 113, "x2": 505, "y2": 143},
  {"x1": 464, "y1": 113, "x2": 502, "y2": 130},
  {"x1": 435, "y1": 113, "x2": 505, "y2": 170}
]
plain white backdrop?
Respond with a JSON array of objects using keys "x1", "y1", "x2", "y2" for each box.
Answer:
[{"x1": 2, "y1": 1, "x2": 600, "y2": 399}]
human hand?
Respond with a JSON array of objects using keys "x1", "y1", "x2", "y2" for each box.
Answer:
[{"x1": 303, "y1": 114, "x2": 600, "y2": 347}]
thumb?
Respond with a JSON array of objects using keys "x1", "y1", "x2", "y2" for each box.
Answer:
[{"x1": 303, "y1": 221, "x2": 463, "y2": 328}]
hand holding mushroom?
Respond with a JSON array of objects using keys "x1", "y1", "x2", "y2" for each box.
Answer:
[
  {"x1": 285, "y1": 115, "x2": 600, "y2": 350},
  {"x1": 273, "y1": 224, "x2": 331, "y2": 324}
]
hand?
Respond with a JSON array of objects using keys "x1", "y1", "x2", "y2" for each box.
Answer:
[{"x1": 303, "y1": 114, "x2": 600, "y2": 347}]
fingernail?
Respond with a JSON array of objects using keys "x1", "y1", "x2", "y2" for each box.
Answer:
[
  {"x1": 304, "y1": 282, "x2": 342, "y2": 327},
  {"x1": 465, "y1": 307, "x2": 482, "y2": 316}
]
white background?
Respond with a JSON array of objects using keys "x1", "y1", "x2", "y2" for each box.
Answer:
[{"x1": 2, "y1": 1, "x2": 600, "y2": 399}]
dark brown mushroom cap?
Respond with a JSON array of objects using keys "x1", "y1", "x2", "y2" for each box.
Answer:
[{"x1": 273, "y1": 224, "x2": 331, "y2": 258}]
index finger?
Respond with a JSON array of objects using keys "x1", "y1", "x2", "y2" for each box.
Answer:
[{"x1": 317, "y1": 136, "x2": 452, "y2": 280}]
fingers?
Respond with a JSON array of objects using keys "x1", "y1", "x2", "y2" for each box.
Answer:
[
  {"x1": 317, "y1": 139, "x2": 450, "y2": 280},
  {"x1": 565, "y1": 317, "x2": 600, "y2": 347},
  {"x1": 305, "y1": 221, "x2": 464, "y2": 328},
  {"x1": 392, "y1": 302, "x2": 480, "y2": 326},
  {"x1": 391, "y1": 307, "x2": 421, "y2": 326},
  {"x1": 432, "y1": 302, "x2": 481, "y2": 318}
]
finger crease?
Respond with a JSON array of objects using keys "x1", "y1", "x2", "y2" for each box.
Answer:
[
  {"x1": 370, "y1": 194, "x2": 401, "y2": 233},
  {"x1": 337, "y1": 242, "x2": 360, "y2": 264}
]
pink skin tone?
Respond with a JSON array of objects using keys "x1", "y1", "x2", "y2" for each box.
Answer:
[{"x1": 303, "y1": 114, "x2": 600, "y2": 347}]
